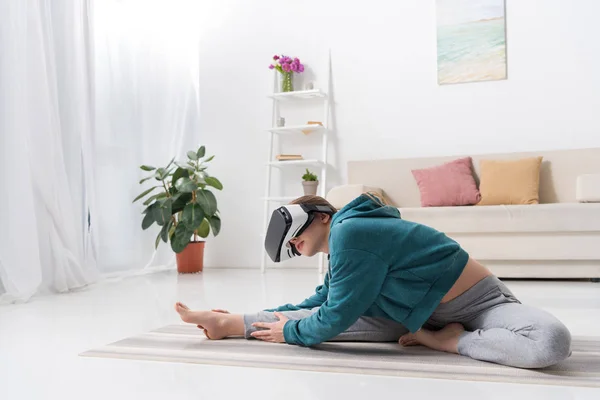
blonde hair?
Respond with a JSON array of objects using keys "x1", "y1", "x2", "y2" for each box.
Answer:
[
  {"x1": 289, "y1": 195, "x2": 337, "y2": 213},
  {"x1": 290, "y1": 192, "x2": 388, "y2": 210},
  {"x1": 363, "y1": 191, "x2": 389, "y2": 206}
]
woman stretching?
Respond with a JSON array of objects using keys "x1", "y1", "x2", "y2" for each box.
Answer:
[{"x1": 175, "y1": 194, "x2": 571, "y2": 369}]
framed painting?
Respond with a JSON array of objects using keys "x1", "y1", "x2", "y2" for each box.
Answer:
[{"x1": 436, "y1": 0, "x2": 507, "y2": 85}]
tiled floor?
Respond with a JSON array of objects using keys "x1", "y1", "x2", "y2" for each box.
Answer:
[{"x1": 1, "y1": 269, "x2": 599, "y2": 400}]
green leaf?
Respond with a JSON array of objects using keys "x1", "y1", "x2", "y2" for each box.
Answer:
[
  {"x1": 172, "y1": 192, "x2": 193, "y2": 214},
  {"x1": 195, "y1": 189, "x2": 217, "y2": 216},
  {"x1": 159, "y1": 192, "x2": 179, "y2": 206},
  {"x1": 143, "y1": 192, "x2": 168, "y2": 206},
  {"x1": 302, "y1": 168, "x2": 318, "y2": 181},
  {"x1": 139, "y1": 176, "x2": 154, "y2": 184},
  {"x1": 153, "y1": 199, "x2": 172, "y2": 226},
  {"x1": 168, "y1": 223, "x2": 176, "y2": 238},
  {"x1": 175, "y1": 177, "x2": 198, "y2": 193},
  {"x1": 154, "y1": 168, "x2": 168, "y2": 181},
  {"x1": 204, "y1": 176, "x2": 223, "y2": 190},
  {"x1": 155, "y1": 231, "x2": 162, "y2": 249},
  {"x1": 175, "y1": 162, "x2": 195, "y2": 172},
  {"x1": 142, "y1": 210, "x2": 155, "y2": 230},
  {"x1": 187, "y1": 151, "x2": 199, "y2": 161},
  {"x1": 133, "y1": 186, "x2": 158, "y2": 203},
  {"x1": 171, "y1": 223, "x2": 192, "y2": 253},
  {"x1": 196, "y1": 173, "x2": 207, "y2": 185},
  {"x1": 204, "y1": 155, "x2": 215, "y2": 163},
  {"x1": 160, "y1": 220, "x2": 173, "y2": 243},
  {"x1": 182, "y1": 203, "x2": 205, "y2": 231},
  {"x1": 142, "y1": 202, "x2": 155, "y2": 214},
  {"x1": 165, "y1": 157, "x2": 175, "y2": 170},
  {"x1": 209, "y1": 215, "x2": 221, "y2": 236},
  {"x1": 172, "y1": 167, "x2": 190, "y2": 186},
  {"x1": 140, "y1": 165, "x2": 156, "y2": 171},
  {"x1": 166, "y1": 169, "x2": 176, "y2": 179},
  {"x1": 143, "y1": 196, "x2": 157, "y2": 207},
  {"x1": 197, "y1": 146, "x2": 206, "y2": 158},
  {"x1": 162, "y1": 198, "x2": 173, "y2": 216},
  {"x1": 197, "y1": 218, "x2": 210, "y2": 238}
]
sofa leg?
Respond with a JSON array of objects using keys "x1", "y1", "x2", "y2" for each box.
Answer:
[{"x1": 592, "y1": 278, "x2": 600, "y2": 283}]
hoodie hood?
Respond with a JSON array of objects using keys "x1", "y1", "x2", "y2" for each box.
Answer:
[{"x1": 331, "y1": 194, "x2": 400, "y2": 227}]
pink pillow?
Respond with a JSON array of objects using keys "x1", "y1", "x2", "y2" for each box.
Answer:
[{"x1": 411, "y1": 157, "x2": 481, "y2": 207}]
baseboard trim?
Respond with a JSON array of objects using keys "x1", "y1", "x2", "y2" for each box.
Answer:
[{"x1": 482, "y1": 260, "x2": 600, "y2": 279}]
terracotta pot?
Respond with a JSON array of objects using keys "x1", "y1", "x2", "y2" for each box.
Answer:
[
  {"x1": 302, "y1": 180, "x2": 319, "y2": 195},
  {"x1": 176, "y1": 241, "x2": 205, "y2": 273}
]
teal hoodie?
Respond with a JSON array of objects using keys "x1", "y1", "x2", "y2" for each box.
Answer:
[{"x1": 274, "y1": 194, "x2": 469, "y2": 347}]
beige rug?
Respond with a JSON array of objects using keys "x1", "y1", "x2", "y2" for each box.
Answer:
[{"x1": 81, "y1": 325, "x2": 600, "y2": 388}]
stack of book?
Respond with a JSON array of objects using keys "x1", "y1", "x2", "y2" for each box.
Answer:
[
  {"x1": 276, "y1": 154, "x2": 303, "y2": 161},
  {"x1": 302, "y1": 121, "x2": 323, "y2": 135}
]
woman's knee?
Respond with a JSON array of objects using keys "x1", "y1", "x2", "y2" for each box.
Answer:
[
  {"x1": 549, "y1": 321, "x2": 572, "y2": 361},
  {"x1": 527, "y1": 321, "x2": 572, "y2": 368}
]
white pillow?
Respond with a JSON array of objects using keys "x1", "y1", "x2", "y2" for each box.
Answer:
[{"x1": 576, "y1": 174, "x2": 600, "y2": 203}]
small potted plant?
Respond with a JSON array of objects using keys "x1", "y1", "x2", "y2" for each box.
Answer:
[
  {"x1": 269, "y1": 54, "x2": 305, "y2": 92},
  {"x1": 133, "y1": 146, "x2": 223, "y2": 273},
  {"x1": 302, "y1": 169, "x2": 319, "y2": 195}
]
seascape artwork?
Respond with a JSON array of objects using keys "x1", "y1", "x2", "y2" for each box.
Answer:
[{"x1": 436, "y1": 0, "x2": 507, "y2": 85}]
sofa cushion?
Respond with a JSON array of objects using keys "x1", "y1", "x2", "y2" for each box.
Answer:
[
  {"x1": 477, "y1": 156, "x2": 543, "y2": 205},
  {"x1": 576, "y1": 174, "x2": 600, "y2": 203},
  {"x1": 399, "y1": 203, "x2": 600, "y2": 234},
  {"x1": 411, "y1": 157, "x2": 480, "y2": 207}
]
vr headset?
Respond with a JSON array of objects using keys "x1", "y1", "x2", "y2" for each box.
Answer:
[{"x1": 265, "y1": 203, "x2": 335, "y2": 263}]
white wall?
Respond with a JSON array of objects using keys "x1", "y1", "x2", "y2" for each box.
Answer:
[{"x1": 197, "y1": 0, "x2": 600, "y2": 268}]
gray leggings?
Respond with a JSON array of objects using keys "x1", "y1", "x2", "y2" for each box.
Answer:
[{"x1": 244, "y1": 276, "x2": 572, "y2": 369}]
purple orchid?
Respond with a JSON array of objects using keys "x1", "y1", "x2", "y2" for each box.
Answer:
[
  {"x1": 281, "y1": 62, "x2": 292, "y2": 72},
  {"x1": 269, "y1": 64, "x2": 275, "y2": 69},
  {"x1": 273, "y1": 55, "x2": 280, "y2": 60}
]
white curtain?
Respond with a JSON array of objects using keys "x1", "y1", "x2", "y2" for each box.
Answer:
[
  {"x1": 0, "y1": 0, "x2": 98, "y2": 303},
  {"x1": 0, "y1": 0, "x2": 201, "y2": 302},
  {"x1": 93, "y1": 0, "x2": 201, "y2": 273}
]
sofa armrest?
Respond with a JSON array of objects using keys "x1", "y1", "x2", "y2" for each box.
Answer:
[{"x1": 326, "y1": 184, "x2": 383, "y2": 210}]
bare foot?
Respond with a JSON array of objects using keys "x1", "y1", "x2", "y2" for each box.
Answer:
[
  {"x1": 174, "y1": 302, "x2": 230, "y2": 340},
  {"x1": 399, "y1": 337, "x2": 420, "y2": 347},
  {"x1": 399, "y1": 323, "x2": 465, "y2": 354}
]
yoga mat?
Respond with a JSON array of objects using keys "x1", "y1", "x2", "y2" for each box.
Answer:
[{"x1": 81, "y1": 325, "x2": 600, "y2": 388}]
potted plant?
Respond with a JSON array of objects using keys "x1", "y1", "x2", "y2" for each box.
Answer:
[
  {"x1": 133, "y1": 145, "x2": 223, "y2": 273},
  {"x1": 269, "y1": 54, "x2": 305, "y2": 92},
  {"x1": 302, "y1": 168, "x2": 319, "y2": 195}
]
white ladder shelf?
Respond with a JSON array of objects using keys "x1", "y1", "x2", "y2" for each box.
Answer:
[{"x1": 261, "y1": 64, "x2": 331, "y2": 273}]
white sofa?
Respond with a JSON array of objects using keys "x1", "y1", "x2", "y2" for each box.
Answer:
[{"x1": 327, "y1": 148, "x2": 600, "y2": 280}]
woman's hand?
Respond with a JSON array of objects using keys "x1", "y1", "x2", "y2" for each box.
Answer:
[{"x1": 250, "y1": 312, "x2": 289, "y2": 343}]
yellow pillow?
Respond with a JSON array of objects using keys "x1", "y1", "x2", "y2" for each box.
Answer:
[{"x1": 477, "y1": 156, "x2": 543, "y2": 205}]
